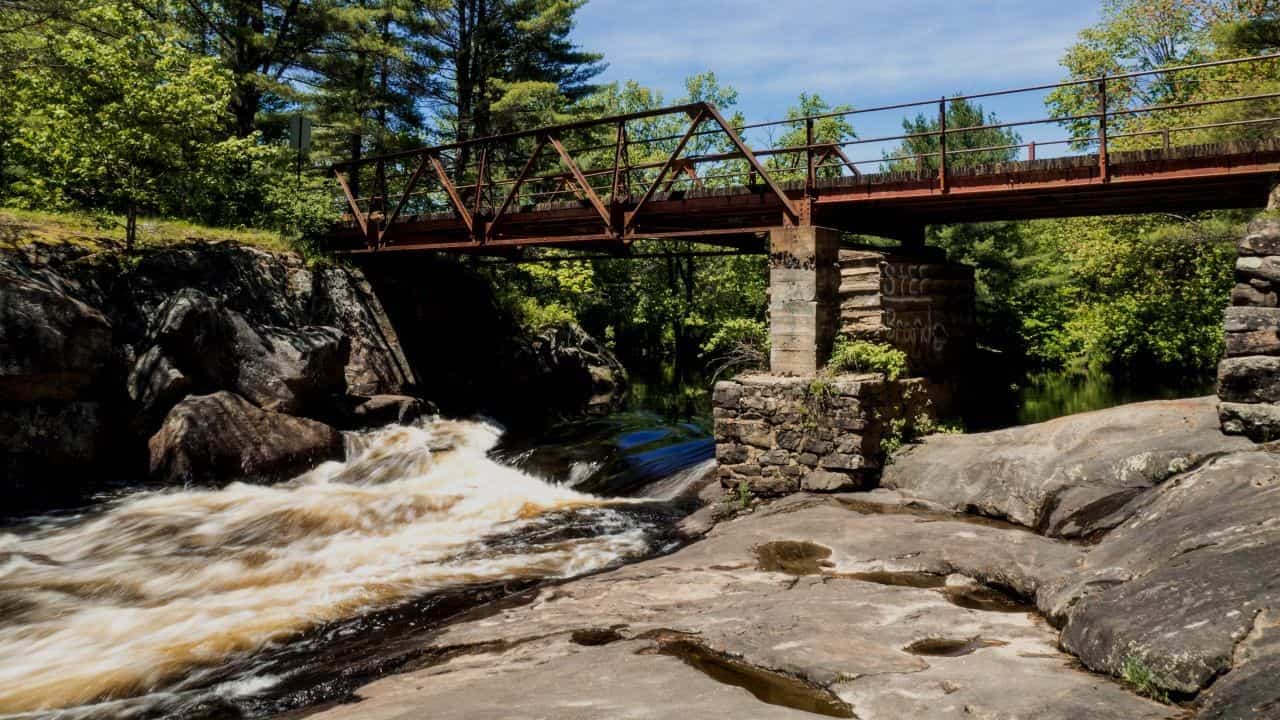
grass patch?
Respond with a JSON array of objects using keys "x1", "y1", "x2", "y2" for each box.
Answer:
[
  {"x1": 1119, "y1": 656, "x2": 1171, "y2": 703},
  {"x1": 0, "y1": 206, "x2": 295, "y2": 256}
]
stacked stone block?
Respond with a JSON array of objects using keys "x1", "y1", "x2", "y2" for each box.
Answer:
[
  {"x1": 1220, "y1": 209, "x2": 1280, "y2": 440},
  {"x1": 712, "y1": 373, "x2": 934, "y2": 495},
  {"x1": 838, "y1": 248, "x2": 976, "y2": 376}
]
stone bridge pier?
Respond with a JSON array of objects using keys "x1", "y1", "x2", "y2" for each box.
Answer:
[{"x1": 713, "y1": 225, "x2": 975, "y2": 495}]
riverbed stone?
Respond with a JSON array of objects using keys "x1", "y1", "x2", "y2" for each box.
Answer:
[
  {"x1": 147, "y1": 391, "x2": 343, "y2": 485},
  {"x1": 147, "y1": 288, "x2": 350, "y2": 416},
  {"x1": 883, "y1": 397, "x2": 1250, "y2": 538},
  {"x1": 1218, "y1": 400, "x2": 1280, "y2": 440}
]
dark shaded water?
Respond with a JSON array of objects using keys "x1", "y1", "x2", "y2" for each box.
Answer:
[{"x1": 960, "y1": 366, "x2": 1217, "y2": 431}]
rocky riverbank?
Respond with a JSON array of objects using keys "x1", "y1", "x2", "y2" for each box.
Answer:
[
  {"x1": 303, "y1": 396, "x2": 1278, "y2": 720},
  {"x1": 0, "y1": 240, "x2": 626, "y2": 510}
]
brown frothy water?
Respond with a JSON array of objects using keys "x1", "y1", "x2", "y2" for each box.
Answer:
[{"x1": 0, "y1": 419, "x2": 672, "y2": 716}]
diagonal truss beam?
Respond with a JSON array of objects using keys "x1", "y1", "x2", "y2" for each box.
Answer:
[
  {"x1": 549, "y1": 133, "x2": 612, "y2": 232},
  {"x1": 378, "y1": 152, "x2": 433, "y2": 246},
  {"x1": 426, "y1": 152, "x2": 474, "y2": 233},
  {"x1": 488, "y1": 136, "x2": 549, "y2": 240},
  {"x1": 334, "y1": 170, "x2": 369, "y2": 240},
  {"x1": 702, "y1": 103, "x2": 798, "y2": 219},
  {"x1": 625, "y1": 108, "x2": 708, "y2": 233}
]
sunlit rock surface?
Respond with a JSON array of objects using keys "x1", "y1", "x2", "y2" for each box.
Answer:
[
  {"x1": 882, "y1": 396, "x2": 1251, "y2": 538},
  {"x1": 306, "y1": 495, "x2": 1170, "y2": 720}
]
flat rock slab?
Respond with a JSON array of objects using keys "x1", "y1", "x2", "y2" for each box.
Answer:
[
  {"x1": 308, "y1": 496, "x2": 1170, "y2": 720},
  {"x1": 882, "y1": 397, "x2": 1252, "y2": 538}
]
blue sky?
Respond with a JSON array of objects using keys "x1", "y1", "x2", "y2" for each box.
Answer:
[{"x1": 573, "y1": 0, "x2": 1104, "y2": 162}]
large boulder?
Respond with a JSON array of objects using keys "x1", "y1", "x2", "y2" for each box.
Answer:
[
  {"x1": 520, "y1": 323, "x2": 628, "y2": 417},
  {"x1": 0, "y1": 267, "x2": 112, "y2": 402},
  {"x1": 147, "y1": 391, "x2": 343, "y2": 485},
  {"x1": 143, "y1": 289, "x2": 350, "y2": 417},
  {"x1": 1039, "y1": 450, "x2": 1280, "y2": 700},
  {"x1": 882, "y1": 397, "x2": 1253, "y2": 538}
]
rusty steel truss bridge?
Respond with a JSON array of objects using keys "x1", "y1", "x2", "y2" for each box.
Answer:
[{"x1": 328, "y1": 54, "x2": 1280, "y2": 256}]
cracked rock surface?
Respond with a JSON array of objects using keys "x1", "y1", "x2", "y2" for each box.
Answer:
[{"x1": 307, "y1": 495, "x2": 1172, "y2": 720}]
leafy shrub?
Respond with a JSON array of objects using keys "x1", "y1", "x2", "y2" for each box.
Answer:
[
  {"x1": 704, "y1": 317, "x2": 770, "y2": 380},
  {"x1": 828, "y1": 337, "x2": 909, "y2": 380}
]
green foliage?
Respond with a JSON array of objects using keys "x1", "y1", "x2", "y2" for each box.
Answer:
[
  {"x1": 884, "y1": 97, "x2": 1021, "y2": 172},
  {"x1": 879, "y1": 416, "x2": 909, "y2": 458},
  {"x1": 703, "y1": 317, "x2": 769, "y2": 356},
  {"x1": 767, "y1": 93, "x2": 857, "y2": 182},
  {"x1": 1120, "y1": 656, "x2": 1172, "y2": 703},
  {"x1": 828, "y1": 338, "x2": 909, "y2": 380},
  {"x1": 931, "y1": 212, "x2": 1237, "y2": 375}
]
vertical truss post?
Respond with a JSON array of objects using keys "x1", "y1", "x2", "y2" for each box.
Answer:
[
  {"x1": 1028, "y1": 141, "x2": 1036, "y2": 162},
  {"x1": 1098, "y1": 77, "x2": 1110, "y2": 183},
  {"x1": 938, "y1": 96, "x2": 949, "y2": 194},
  {"x1": 805, "y1": 117, "x2": 816, "y2": 193},
  {"x1": 473, "y1": 146, "x2": 488, "y2": 221}
]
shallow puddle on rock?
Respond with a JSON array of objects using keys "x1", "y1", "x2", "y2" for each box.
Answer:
[
  {"x1": 840, "y1": 571, "x2": 947, "y2": 589},
  {"x1": 944, "y1": 584, "x2": 1033, "y2": 613},
  {"x1": 904, "y1": 637, "x2": 1008, "y2": 657},
  {"x1": 570, "y1": 627, "x2": 627, "y2": 646},
  {"x1": 653, "y1": 638, "x2": 855, "y2": 718},
  {"x1": 754, "y1": 541, "x2": 834, "y2": 576}
]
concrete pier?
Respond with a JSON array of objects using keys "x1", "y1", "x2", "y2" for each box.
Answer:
[{"x1": 768, "y1": 226, "x2": 841, "y2": 375}]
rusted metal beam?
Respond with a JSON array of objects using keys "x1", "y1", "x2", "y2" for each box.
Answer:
[
  {"x1": 625, "y1": 108, "x2": 708, "y2": 232},
  {"x1": 701, "y1": 103, "x2": 798, "y2": 220},
  {"x1": 427, "y1": 152, "x2": 473, "y2": 233},
  {"x1": 548, "y1": 133, "x2": 613, "y2": 232},
  {"x1": 334, "y1": 170, "x2": 369, "y2": 241},
  {"x1": 379, "y1": 152, "x2": 433, "y2": 244},
  {"x1": 487, "y1": 136, "x2": 549, "y2": 241}
]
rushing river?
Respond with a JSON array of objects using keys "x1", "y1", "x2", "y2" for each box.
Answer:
[{"x1": 0, "y1": 415, "x2": 715, "y2": 719}]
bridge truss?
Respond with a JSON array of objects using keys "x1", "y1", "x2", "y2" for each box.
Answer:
[{"x1": 328, "y1": 53, "x2": 1280, "y2": 256}]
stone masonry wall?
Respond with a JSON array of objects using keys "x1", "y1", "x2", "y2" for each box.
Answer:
[
  {"x1": 839, "y1": 248, "x2": 975, "y2": 376},
  {"x1": 712, "y1": 373, "x2": 935, "y2": 495},
  {"x1": 1220, "y1": 192, "x2": 1280, "y2": 440}
]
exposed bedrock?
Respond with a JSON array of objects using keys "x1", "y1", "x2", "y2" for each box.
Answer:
[
  {"x1": 304, "y1": 495, "x2": 1167, "y2": 720},
  {"x1": 0, "y1": 242, "x2": 421, "y2": 505},
  {"x1": 880, "y1": 399, "x2": 1280, "y2": 714},
  {"x1": 881, "y1": 396, "x2": 1252, "y2": 538}
]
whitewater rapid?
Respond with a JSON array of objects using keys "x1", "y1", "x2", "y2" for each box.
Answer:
[{"x1": 0, "y1": 418, "x2": 696, "y2": 717}]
